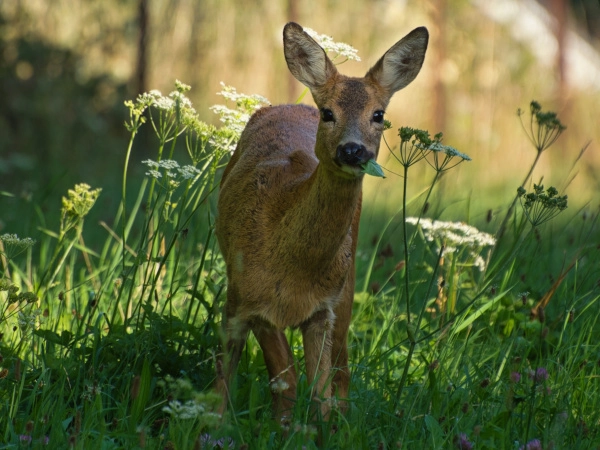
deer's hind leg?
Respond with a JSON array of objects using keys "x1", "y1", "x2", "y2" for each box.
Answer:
[
  {"x1": 217, "y1": 291, "x2": 250, "y2": 415},
  {"x1": 252, "y1": 322, "x2": 298, "y2": 422}
]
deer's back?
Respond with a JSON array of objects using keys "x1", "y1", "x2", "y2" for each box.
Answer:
[
  {"x1": 218, "y1": 104, "x2": 320, "y2": 238},
  {"x1": 221, "y1": 103, "x2": 319, "y2": 183}
]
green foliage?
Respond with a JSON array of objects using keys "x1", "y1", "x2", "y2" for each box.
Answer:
[
  {"x1": 0, "y1": 32, "x2": 129, "y2": 237},
  {"x1": 0, "y1": 80, "x2": 245, "y2": 448},
  {"x1": 1, "y1": 78, "x2": 599, "y2": 450}
]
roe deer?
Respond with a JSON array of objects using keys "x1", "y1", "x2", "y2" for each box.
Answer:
[{"x1": 216, "y1": 22, "x2": 428, "y2": 420}]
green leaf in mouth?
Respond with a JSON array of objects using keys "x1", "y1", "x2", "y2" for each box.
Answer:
[{"x1": 361, "y1": 159, "x2": 386, "y2": 178}]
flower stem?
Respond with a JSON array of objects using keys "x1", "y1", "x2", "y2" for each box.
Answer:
[
  {"x1": 121, "y1": 132, "x2": 137, "y2": 272},
  {"x1": 402, "y1": 164, "x2": 411, "y2": 324},
  {"x1": 409, "y1": 170, "x2": 441, "y2": 248},
  {"x1": 397, "y1": 245, "x2": 445, "y2": 403},
  {"x1": 494, "y1": 150, "x2": 542, "y2": 247}
]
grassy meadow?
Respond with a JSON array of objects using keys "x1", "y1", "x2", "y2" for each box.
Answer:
[
  {"x1": 2, "y1": 10, "x2": 600, "y2": 450},
  {"x1": 1, "y1": 78, "x2": 599, "y2": 449}
]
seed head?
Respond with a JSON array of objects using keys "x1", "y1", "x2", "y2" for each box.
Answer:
[
  {"x1": 0, "y1": 234, "x2": 36, "y2": 259},
  {"x1": 395, "y1": 127, "x2": 432, "y2": 167},
  {"x1": 518, "y1": 184, "x2": 568, "y2": 227},
  {"x1": 518, "y1": 101, "x2": 566, "y2": 153}
]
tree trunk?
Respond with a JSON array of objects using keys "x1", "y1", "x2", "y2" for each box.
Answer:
[
  {"x1": 136, "y1": 0, "x2": 148, "y2": 95},
  {"x1": 431, "y1": 0, "x2": 447, "y2": 133}
]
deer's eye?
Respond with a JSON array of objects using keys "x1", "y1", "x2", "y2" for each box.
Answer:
[
  {"x1": 373, "y1": 110, "x2": 385, "y2": 123},
  {"x1": 321, "y1": 108, "x2": 335, "y2": 122}
]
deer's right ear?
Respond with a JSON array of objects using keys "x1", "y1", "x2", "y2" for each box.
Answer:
[
  {"x1": 283, "y1": 22, "x2": 337, "y2": 90},
  {"x1": 367, "y1": 26, "x2": 429, "y2": 95}
]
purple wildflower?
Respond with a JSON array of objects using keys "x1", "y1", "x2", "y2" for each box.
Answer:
[
  {"x1": 527, "y1": 367, "x2": 549, "y2": 383},
  {"x1": 534, "y1": 367, "x2": 549, "y2": 382},
  {"x1": 455, "y1": 433, "x2": 473, "y2": 450},
  {"x1": 519, "y1": 438, "x2": 543, "y2": 450},
  {"x1": 510, "y1": 371, "x2": 521, "y2": 383},
  {"x1": 199, "y1": 433, "x2": 235, "y2": 449}
]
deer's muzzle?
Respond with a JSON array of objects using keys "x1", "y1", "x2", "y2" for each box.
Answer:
[{"x1": 335, "y1": 142, "x2": 374, "y2": 167}]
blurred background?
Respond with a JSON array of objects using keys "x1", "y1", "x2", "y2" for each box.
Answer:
[{"x1": 1, "y1": 0, "x2": 599, "y2": 235}]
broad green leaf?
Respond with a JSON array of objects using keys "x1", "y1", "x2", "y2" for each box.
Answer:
[{"x1": 424, "y1": 414, "x2": 445, "y2": 449}]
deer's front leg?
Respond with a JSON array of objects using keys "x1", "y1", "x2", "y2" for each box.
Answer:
[
  {"x1": 330, "y1": 269, "x2": 355, "y2": 412},
  {"x1": 252, "y1": 323, "x2": 298, "y2": 421},
  {"x1": 301, "y1": 308, "x2": 334, "y2": 419}
]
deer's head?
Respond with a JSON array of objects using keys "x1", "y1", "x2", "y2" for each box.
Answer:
[{"x1": 283, "y1": 22, "x2": 428, "y2": 179}]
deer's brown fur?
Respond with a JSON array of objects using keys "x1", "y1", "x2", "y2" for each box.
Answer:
[{"x1": 216, "y1": 22, "x2": 428, "y2": 420}]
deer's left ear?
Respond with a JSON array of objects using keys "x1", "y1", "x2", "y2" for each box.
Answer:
[{"x1": 366, "y1": 27, "x2": 428, "y2": 94}]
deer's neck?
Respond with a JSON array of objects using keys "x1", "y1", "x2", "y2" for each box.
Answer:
[{"x1": 276, "y1": 164, "x2": 362, "y2": 271}]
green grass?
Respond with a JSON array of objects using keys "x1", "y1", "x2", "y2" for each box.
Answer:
[{"x1": 1, "y1": 85, "x2": 599, "y2": 450}]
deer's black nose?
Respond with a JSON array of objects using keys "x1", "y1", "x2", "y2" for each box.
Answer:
[{"x1": 335, "y1": 142, "x2": 373, "y2": 166}]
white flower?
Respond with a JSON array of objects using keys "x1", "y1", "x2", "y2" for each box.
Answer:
[
  {"x1": 303, "y1": 28, "x2": 361, "y2": 61},
  {"x1": 438, "y1": 245, "x2": 457, "y2": 256},
  {"x1": 17, "y1": 309, "x2": 43, "y2": 330},
  {"x1": 162, "y1": 399, "x2": 214, "y2": 420},
  {"x1": 142, "y1": 159, "x2": 160, "y2": 169},
  {"x1": 217, "y1": 83, "x2": 269, "y2": 108},
  {"x1": 270, "y1": 378, "x2": 290, "y2": 394},
  {"x1": 213, "y1": 84, "x2": 269, "y2": 131},
  {"x1": 140, "y1": 88, "x2": 197, "y2": 119},
  {"x1": 142, "y1": 159, "x2": 202, "y2": 183},
  {"x1": 145, "y1": 170, "x2": 162, "y2": 179},
  {"x1": 207, "y1": 83, "x2": 270, "y2": 153},
  {"x1": 407, "y1": 217, "x2": 495, "y2": 248},
  {"x1": 169, "y1": 90, "x2": 196, "y2": 115},
  {"x1": 148, "y1": 90, "x2": 174, "y2": 111},
  {"x1": 209, "y1": 104, "x2": 250, "y2": 135},
  {"x1": 209, "y1": 134, "x2": 237, "y2": 154},
  {"x1": 473, "y1": 255, "x2": 487, "y2": 271},
  {"x1": 178, "y1": 165, "x2": 201, "y2": 180},
  {"x1": 158, "y1": 159, "x2": 180, "y2": 170},
  {"x1": 408, "y1": 217, "x2": 495, "y2": 271}
]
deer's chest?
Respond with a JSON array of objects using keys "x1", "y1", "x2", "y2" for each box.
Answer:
[{"x1": 233, "y1": 234, "x2": 354, "y2": 329}]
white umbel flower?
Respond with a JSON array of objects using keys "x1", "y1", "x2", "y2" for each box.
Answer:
[{"x1": 303, "y1": 28, "x2": 361, "y2": 61}]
